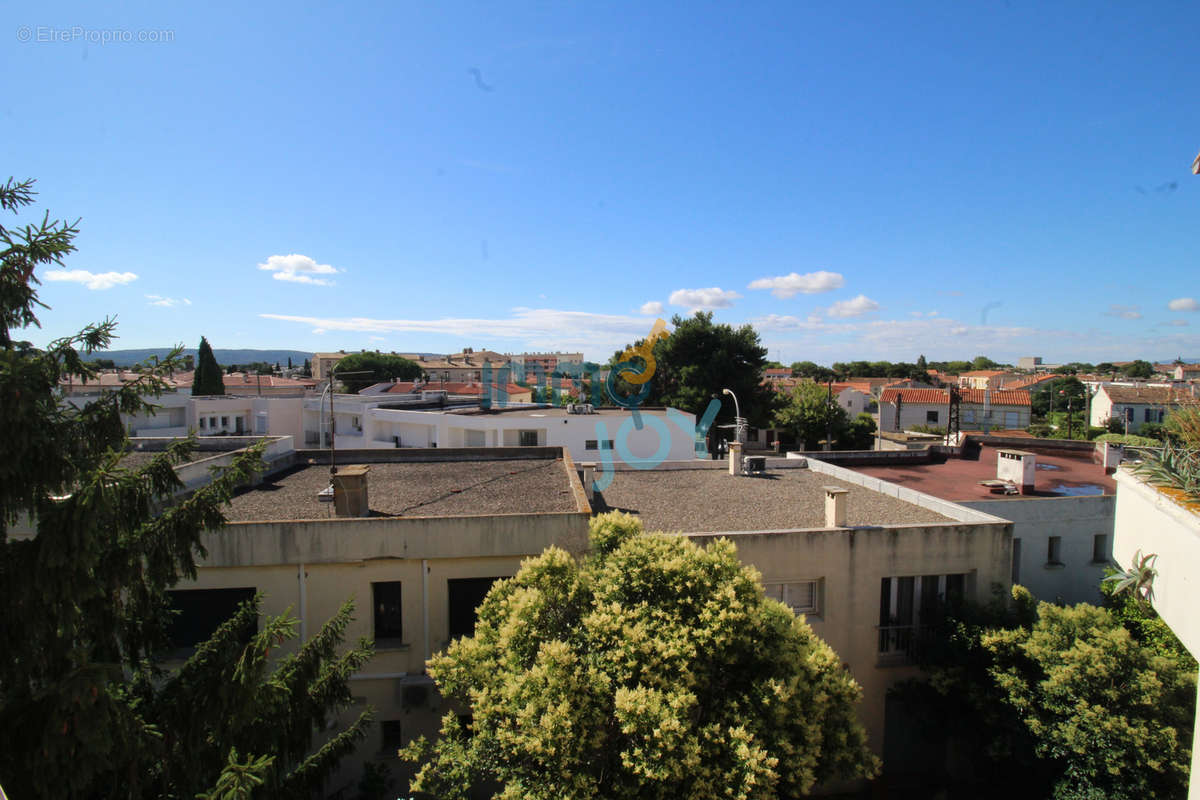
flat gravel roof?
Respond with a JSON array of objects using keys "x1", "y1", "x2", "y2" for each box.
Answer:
[
  {"x1": 225, "y1": 458, "x2": 579, "y2": 521},
  {"x1": 593, "y1": 467, "x2": 952, "y2": 533}
]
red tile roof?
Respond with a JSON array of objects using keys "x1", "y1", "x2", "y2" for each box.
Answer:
[
  {"x1": 880, "y1": 388, "x2": 1032, "y2": 406},
  {"x1": 880, "y1": 388, "x2": 949, "y2": 404},
  {"x1": 960, "y1": 388, "x2": 1032, "y2": 406}
]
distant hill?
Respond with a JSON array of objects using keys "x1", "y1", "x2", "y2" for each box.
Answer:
[{"x1": 89, "y1": 348, "x2": 315, "y2": 368}]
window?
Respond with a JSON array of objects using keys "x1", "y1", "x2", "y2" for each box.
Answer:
[
  {"x1": 585, "y1": 439, "x2": 612, "y2": 451},
  {"x1": 372, "y1": 581, "x2": 403, "y2": 642},
  {"x1": 166, "y1": 587, "x2": 256, "y2": 651},
  {"x1": 255, "y1": 412, "x2": 268, "y2": 435},
  {"x1": 220, "y1": 416, "x2": 229, "y2": 428},
  {"x1": 764, "y1": 580, "x2": 820, "y2": 615},
  {"x1": 963, "y1": 408, "x2": 976, "y2": 424},
  {"x1": 926, "y1": 410, "x2": 939, "y2": 423},
  {"x1": 448, "y1": 576, "x2": 504, "y2": 639},
  {"x1": 1158, "y1": 409, "x2": 1166, "y2": 422},
  {"x1": 379, "y1": 720, "x2": 404, "y2": 757},
  {"x1": 878, "y1": 573, "x2": 967, "y2": 659},
  {"x1": 1124, "y1": 407, "x2": 1134, "y2": 422},
  {"x1": 1004, "y1": 411, "x2": 1019, "y2": 427},
  {"x1": 1144, "y1": 408, "x2": 1153, "y2": 422},
  {"x1": 1046, "y1": 536, "x2": 1063, "y2": 565},
  {"x1": 352, "y1": 415, "x2": 361, "y2": 431},
  {"x1": 1092, "y1": 534, "x2": 1108, "y2": 563},
  {"x1": 518, "y1": 430, "x2": 538, "y2": 447},
  {"x1": 1012, "y1": 538, "x2": 1022, "y2": 584},
  {"x1": 198, "y1": 417, "x2": 206, "y2": 429}
]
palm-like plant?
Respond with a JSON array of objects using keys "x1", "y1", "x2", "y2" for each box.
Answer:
[{"x1": 1102, "y1": 550, "x2": 1159, "y2": 609}]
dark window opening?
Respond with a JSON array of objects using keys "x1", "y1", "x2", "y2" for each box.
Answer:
[
  {"x1": 373, "y1": 581, "x2": 403, "y2": 641},
  {"x1": 448, "y1": 577, "x2": 504, "y2": 640},
  {"x1": 167, "y1": 587, "x2": 256, "y2": 651},
  {"x1": 1047, "y1": 536, "x2": 1063, "y2": 565},
  {"x1": 380, "y1": 720, "x2": 404, "y2": 757},
  {"x1": 926, "y1": 410, "x2": 939, "y2": 423}
]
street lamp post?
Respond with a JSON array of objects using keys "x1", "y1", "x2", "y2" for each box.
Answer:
[{"x1": 721, "y1": 388, "x2": 746, "y2": 444}]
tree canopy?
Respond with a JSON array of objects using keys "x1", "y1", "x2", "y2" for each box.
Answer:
[
  {"x1": 333, "y1": 351, "x2": 422, "y2": 393},
  {"x1": 405, "y1": 512, "x2": 879, "y2": 799},
  {"x1": 889, "y1": 584, "x2": 1195, "y2": 799},
  {"x1": 772, "y1": 381, "x2": 855, "y2": 450},
  {"x1": 193, "y1": 335, "x2": 226, "y2": 395},
  {"x1": 611, "y1": 311, "x2": 774, "y2": 429},
  {"x1": 0, "y1": 177, "x2": 371, "y2": 798},
  {"x1": 1124, "y1": 359, "x2": 1155, "y2": 379}
]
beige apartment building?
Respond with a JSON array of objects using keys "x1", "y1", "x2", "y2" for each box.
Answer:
[{"x1": 158, "y1": 441, "x2": 1011, "y2": 794}]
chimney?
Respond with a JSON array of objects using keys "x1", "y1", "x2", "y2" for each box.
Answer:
[
  {"x1": 824, "y1": 486, "x2": 849, "y2": 527},
  {"x1": 727, "y1": 441, "x2": 743, "y2": 475},
  {"x1": 332, "y1": 465, "x2": 371, "y2": 517},
  {"x1": 579, "y1": 462, "x2": 596, "y2": 502}
]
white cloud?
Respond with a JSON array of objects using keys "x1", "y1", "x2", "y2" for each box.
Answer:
[
  {"x1": 747, "y1": 270, "x2": 844, "y2": 298},
  {"x1": 825, "y1": 295, "x2": 881, "y2": 318},
  {"x1": 1104, "y1": 304, "x2": 1142, "y2": 320},
  {"x1": 43, "y1": 270, "x2": 138, "y2": 290},
  {"x1": 908, "y1": 310, "x2": 939, "y2": 318},
  {"x1": 1165, "y1": 319, "x2": 1190, "y2": 327},
  {"x1": 1168, "y1": 297, "x2": 1199, "y2": 312},
  {"x1": 668, "y1": 287, "x2": 740, "y2": 310},
  {"x1": 146, "y1": 294, "x2": 191, "y2": 308},
  {"x1": 639, "y1": 301, "x2": 664, "y2": 315},
  {"x1": 261, "y1": 307, "x2": 663, "y2": 358},
  {"x1": 258, "y1": 254, "x2": 340, "y2": 286}
]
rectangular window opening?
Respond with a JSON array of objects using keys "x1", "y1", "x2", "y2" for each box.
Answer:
[
  {"x1": 372, "y1": 581, "x2": 403, "y2": 642},
  {"x1": 447, "y1": 576, "x2": 504, "y2": 640},
  {"x1": 1047, "y1": 536, "x2": 1063, "y2": 565}
]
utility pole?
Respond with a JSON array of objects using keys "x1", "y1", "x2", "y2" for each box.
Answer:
[{"x1": 824, "y1": 377, "x2": 834, "y2": 451}]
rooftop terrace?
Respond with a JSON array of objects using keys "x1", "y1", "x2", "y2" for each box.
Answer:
[
  {"x1": 593, "y1": 465, "x2": 953, "y2": 532},
  {"x1": 854, "y1": 444, "x2": 1115, "y2": 502},
  {"x1": 224, "y1": 457, "x2": 581, "y2": 521}
]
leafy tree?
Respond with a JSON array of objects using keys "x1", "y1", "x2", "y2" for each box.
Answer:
[
  {"x1": 88, "y1": 357, "x2": 116, "y2": 369},
  {"x1": 887, "y1": 586, "x2": 1048, "y2": 798},
  {"x1": 971, "y1": 355, "x2": 1003, "y2": 370},
  {"x1": 194, "y1": 335, "x2": 226, "y2": 395},
  {"x1": 845, "y1": 412, "x2": 877, "y2": 449},
  {"x1": 302, "y1": 358, "x2": 312, "y2": 377},
  {"x1": 0, "y1": 177, "x2": 371, "y2": 798},
  {"x1": 984, "y1": 600, "x2": 1194, "y2": 800},
  {"x1": 891, "y1": 583, "x2": 1195, "y2": 800},
  {"x1": 405, "y1": 512, "x2": 879, "y2": 798},
  {"x1": 1124, "y1": 359, "x2": 1154, "y2": 379},
  {"x1": 789, "y1": 360, "x2": 830, "y2": 380},
  {"x1": 333, "y1": 351, "x2": 422, "y2": 393},
  {"x1": 916, "y1": 354, "x2": 927, "y2": 371},
  {"x1": 773, "y1": 381, "x2": 848, "y2": 450},
  {"x1": 611, "y1": 312, "x2": 773, "y2": 429}
]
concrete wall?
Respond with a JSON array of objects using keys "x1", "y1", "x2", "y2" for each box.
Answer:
[
  {"x1": 316, "y1": 407, "x2": 700, "y2": 465},
  {"x1": 1112, "y1": 469, "x2": 1200, "y2": 800},
  {"x1": 879, "y1": 400, "x2": 947, "y2": 432},
  {"x1": 691, "y1": 518, "x2": 1012, "y2": 759},
  {"x1": 959, "y1": 495, "x2": 1115, "y2": 605}
]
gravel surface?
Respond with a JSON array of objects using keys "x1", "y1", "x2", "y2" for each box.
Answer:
[
  {"x1": 225, "y1": 459, "x2": 578, "y2": 521},
  {"x1": 594, "y1": 468, "x2": 952, "y2": 532}
]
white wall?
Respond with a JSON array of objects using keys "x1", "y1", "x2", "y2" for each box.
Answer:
[
  {"x1": 959, "y1": 495, "x2": 1115, "y2": 605},
  {"x1": 878, "y1": 401, "x2": 947, "y2": 432}
]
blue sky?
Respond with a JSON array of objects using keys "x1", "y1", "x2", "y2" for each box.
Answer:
[{"x1": 7, "y1": 0, "x2": 1199, "y2": 364}]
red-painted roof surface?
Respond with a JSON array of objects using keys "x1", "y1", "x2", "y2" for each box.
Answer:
[
  {"x1": 880, "y1": 388, "x2": 1031, "y2": 406},
  {"x1": 854, "y1": 444, "x2": 1115, "y2": 501}
]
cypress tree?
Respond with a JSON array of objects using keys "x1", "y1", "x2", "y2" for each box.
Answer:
[
  {"x1": 193, "y1": 335, "x2": 225, "y2": 395},
  {"x1": 0, "y1": 178, "x2": 372, "y2": 798}
]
